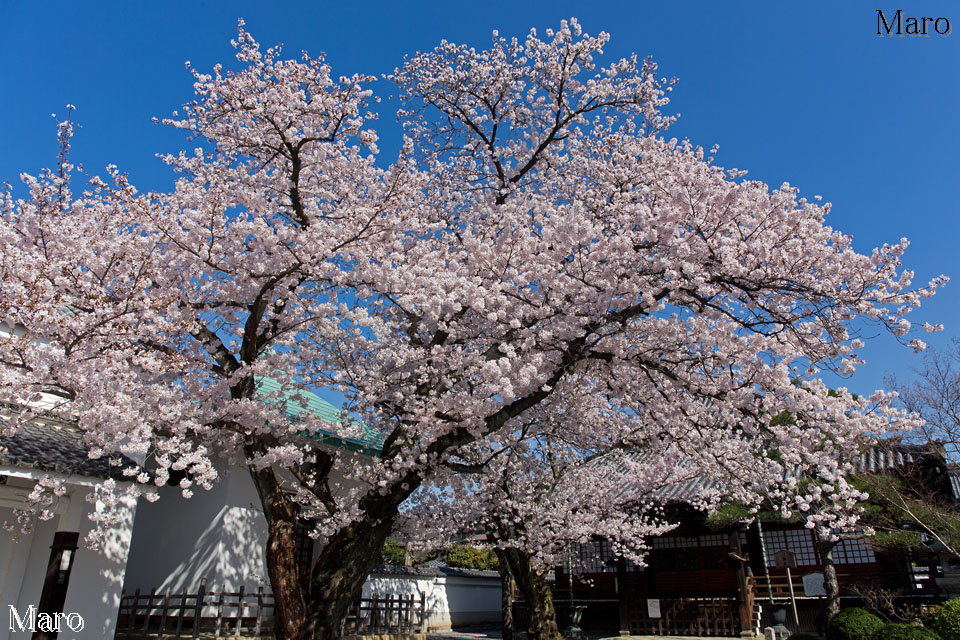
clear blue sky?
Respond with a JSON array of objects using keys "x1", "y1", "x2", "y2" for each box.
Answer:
[{"x1": 1, "y1": 1, "x2": 957, "y2": 400}]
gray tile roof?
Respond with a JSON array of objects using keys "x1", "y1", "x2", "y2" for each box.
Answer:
[
  {"x1": 370, "y1": 564, "x2": 499, "y2": 579},
  {"x1": 604, "y1": 441, "x2": 947, "y2": 507},
  {"x1": 603, "y1": 451, "x2": 717, "y2": 505},
  {"x1": 0, "y1": 419, "x2": 134, "y2": 480}
]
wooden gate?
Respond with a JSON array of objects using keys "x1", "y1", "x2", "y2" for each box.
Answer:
[{"x1": 629, "y1": 597, "x2": 740, "y2": 636}]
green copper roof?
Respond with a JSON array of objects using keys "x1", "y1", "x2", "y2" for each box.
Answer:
[{"x1": 254, "y1": 377, "x2": 384, "y2": 455}]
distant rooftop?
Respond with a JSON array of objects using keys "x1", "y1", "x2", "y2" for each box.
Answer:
[
  {"x1": 602, "y1": 440, "x2": 953, "y2": 507},
  {"x1": 255, "y1": 377, "x2": 384, "y2": 455}
]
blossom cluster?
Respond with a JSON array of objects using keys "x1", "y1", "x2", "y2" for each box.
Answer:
[{"x1": 0, "y1": 20, "x2": 942, "y2": 558}]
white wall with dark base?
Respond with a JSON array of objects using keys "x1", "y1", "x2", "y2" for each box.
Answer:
[{"x1": 362, "y1": 566, "x2": 501, "y2": 631}]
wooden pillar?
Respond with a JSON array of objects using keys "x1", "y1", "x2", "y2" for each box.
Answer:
[
  {"x1": 33, "y1": 530, "x2": 79, "y2": 640},
  {"x1": 617, "y1": 559, "x2": 631, "y2": 636}
]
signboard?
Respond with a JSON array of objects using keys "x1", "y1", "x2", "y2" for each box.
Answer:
[
  {"x1": 647, "y1": 599, "x2": 661, "y2": 619},
  {"x1": 774, "y1": 549, "x2": 796, "y2": 569},
  {"x1": 802, "y1": 572, "x2": 826, "y2": 596}
]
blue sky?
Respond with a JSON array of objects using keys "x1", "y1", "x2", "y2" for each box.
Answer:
[{"x1": 1, "y1": 1, "x2": 957, "y2": 400}]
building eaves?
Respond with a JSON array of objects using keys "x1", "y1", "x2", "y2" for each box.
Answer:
[{"x1": 0, "y1": 419, "x2": 136, "y2": 481}]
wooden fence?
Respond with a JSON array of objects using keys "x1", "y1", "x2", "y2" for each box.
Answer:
[
  {"x1": 117, "y1": 579, "x2": 273, "y2": 639},
  {"x1": 344, "y1": 593, "x2": 427, "y2": 635},
  {"x1": 116, "y1": 580, "x2": 426, "y2": 639},
  {"x1": 628, "y1": 597, "x2": 741, "y2": 637}
]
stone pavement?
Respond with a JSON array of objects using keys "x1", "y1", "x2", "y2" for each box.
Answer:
[
  {"x1": 427, "y1": 627, "x2": 502, "y2": 640},
  {"x1": 426, "y1": 629, "x2": 742, "y2": 640}
]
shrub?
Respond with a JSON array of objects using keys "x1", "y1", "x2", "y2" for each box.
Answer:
[
  {"x1": 871, "y1": 623, "x2": 940, "y2": 640},
  {"x1": 788, "y1": 633, "x2": 822, "y2": 640},
  {"x1": 828, "y1": 608, "x2": 885, "y2": 640},
  {"x1": 378, "y1": 540, "x2": 406, "y2": 565},
  {"x1": 443, "y1": 545, "x2": 498, "y2": 571},
  {"x1": 934, "y1": 600, "x2": 960, "y2": 640}
]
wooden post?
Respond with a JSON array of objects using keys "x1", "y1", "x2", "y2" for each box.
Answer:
[
  {"x1": 159, "y1": 587, "x2": 172, "y2": 639},
  {"x1": 407, "y1": 593, "x2": 414, "y2": 632},
  {"x1": 193, "y1": 577, "x2": 206, "y2": 639},
  {"x1": 129, "y1": 589, "x2": 140, "y2": 630},
  {"x1": 616, "y1": 559, "x2": 631, "y2": 636},
  {"x1": 421, "y1": 592, "x2": 427, "y2": 634},
  {"x1": 215, "y1": 584, "x2": 225, "y2": 638},
  {"x1": 235, "y1": 585, "x2": 245, "y2": 638},
  {"x1": 255, "y1": 586, "x2": 264, "y2": 636},
  {"x1": 175, "y1": 588, "x2": 188, "y2": 638},
  {"x1": 144, "y1": 587, "x2": 157, "y2": 632},
  {"x1": 786, "y1": 567, "x2": 799, "y2": 628}
]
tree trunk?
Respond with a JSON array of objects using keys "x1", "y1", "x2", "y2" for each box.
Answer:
[
  {"x1": 817, "y1": 537, "x2": 840, "y2": 619},
  {"x1": 304, "y1": 516, "x2": 396, "y2": 640},
  {"x1": 303, "y1": 474, "x2": 421, "y2": 640},
  {"x1": 247, "y1": 463, "x2": 307, "y2": 640},
  {"x1": 500, "y1": 548, "x2": 562, "y2": 640},
  {"x1": 494, "y1": 548, "x2": 515, "y2": 640}
]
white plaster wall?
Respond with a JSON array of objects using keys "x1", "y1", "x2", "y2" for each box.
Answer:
[
  {"x1": 11, "y1": 515, "x2": 57, "y2": 625},
  {"x1": 1, "y1": 485, "x2": 137, "y2": 640},
  {"x1": 362, "y1": 573, "x2": 501, "y2": 631},
  {"x1": 0, "y1": 506, "x2": 41, "y2": 640},
  {"x1": 123, "y1": 465, "x2": 268, "y2": 595},
  {"x1": 362, "y1": 574, "x2": 445, "y2": 629},
  {"x1": 442, "y1": 574, "x2": 502, "y2": 626},
  {"x1": 124, "y1": 454, "x2": 361, "y2": 598},
  {"x1": 61, "y1": 491, "x2": 138, "y2": 640}
]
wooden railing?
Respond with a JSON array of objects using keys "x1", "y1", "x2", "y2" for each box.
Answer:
[
  {"x1": 752, "y1": 568, "x2": 938, "y2": 601},
  {"x1": 117, "y1": 580, "x2": 273, "y2": 639},
  {"x1": 344, "y1": 593, "x2": 426, "y2": 635},
  {"x1": 628, "y1": 597, "x2": 740, "y2": 637},
  {"x1": 116, "y1": 582, "x2": 426, "y2": 639}
]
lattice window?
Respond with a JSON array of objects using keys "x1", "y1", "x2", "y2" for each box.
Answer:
[
  {"x1": 834, "y1": 537, "x2": 876, "y2": 565},
  {"x1": 652, "y1": 537, "x2": 676, "y2": 549},
  {"x1": 762, "y1": 528, "x2": 818, "y2": 566},
  {"x1": 699, "y1": 534, "x2": 727, "y2": 547},
  {"x1": 572, "y1": 540, "x2": 618, "y2": 573}
]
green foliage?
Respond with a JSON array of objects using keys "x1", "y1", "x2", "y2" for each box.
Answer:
[
  {"x1": 442, "y1": 545, "x2": 498, "y2": 570},
  {"x1": 379, "y1": 540, "x2": 406, "y2": 566},
  {"x1": 869, "y1": 530, "x2": 924, "y2": 550},
  {"x1": 871, "y1": 623, "x2": 940, "y2": 640},
  {"x1": 788, "y1": 633, "x2": 822, "y2": 640},
  {"x1": 706, "y1": 502, "x2": 753, "y2": 528},
  {"x1": 770, "y1": 411, "x2": 797, "y2": 426},
  {"x1": 828, "y1": 608, "x2": 885, "y2": 640},
  {"x1": 854, "y1": 472, "x2": 960, "y2": 556},
  {"x1": 934, "y1": 599, "x2": 960, "y2": 640}
]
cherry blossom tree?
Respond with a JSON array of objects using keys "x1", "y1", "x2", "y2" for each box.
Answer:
[
  {"x1": 0, "y1": 18, "x2": 944, "y2": 640},
  {"x1": 398, "y1": 392, "x2": 686, "y2": 640}
]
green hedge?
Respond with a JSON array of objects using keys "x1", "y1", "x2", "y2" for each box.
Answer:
[
  {"x1": 788, "y1": 633, "x2": 822, "y2": 640},
  {"x1": 871, "y1": 623, "x2": 940, "y2": 640},
  {"x1": 934, "y1": 600, "x2": 960, "y2": 640},
  {"x1": 828, "y1": 608, "x2": 885, "y2": 640}
]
